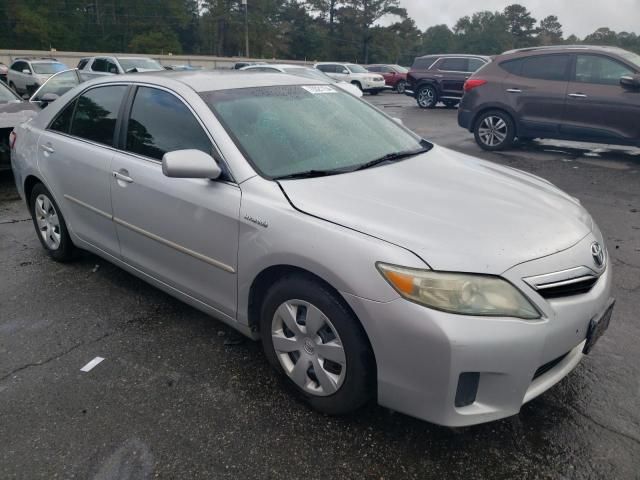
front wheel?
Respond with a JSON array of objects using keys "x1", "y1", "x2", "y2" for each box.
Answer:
[
  {"x1": 29, "y1": 183, "x2": 75, "y2": 262},
  {"x1": 473, "y1": 110, "x2": 515, "y2": 151},
  {"x1": 351, "y1": 81, "x2": 363, "y2": 91},
  {"x1": 416, "y1": 85, "x2": 437, "y2": 109},
  {"x1": 260, "y1": 274, "x2": 375, "y2": 415},
  {"x1": 369, "y1": 90, "x2": 379, "y2": 96}
]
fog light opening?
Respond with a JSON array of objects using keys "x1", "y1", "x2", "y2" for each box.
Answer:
[{"x1": 455, "y1": 372, "x2": 480, "y2": 408}]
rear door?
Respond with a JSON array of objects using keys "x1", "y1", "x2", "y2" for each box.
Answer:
[
  {"x1": 109, "y1": 86, "x2": 240, "y2": 317},
  {"x1": 37, "y1": 85, "x2": 126, "y2": 256},
  {"x1": 433, "y1": 57, "x2": 470, "y2": 97},
  {"x1": 502, "y1": 53, "x2": 571, "y2": 137},
  {"x1": 560, "y1": 53, "x2": 640, "y2": 144}
]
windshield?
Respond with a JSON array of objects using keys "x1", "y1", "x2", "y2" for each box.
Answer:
[
  {"x1": 283, "y1": 67, "x2": 337, "y2": 83},
  {"x1": 347, "y1": 64, "x2": 368, "y2": 73},
  {"x1": 202, "y1": 85, "x2": 424, "y2": 179},
  {"x1": 619, "y1": 50, "x2": 640, "y2": 69},
  {"x1": 31, "y1": 69, "x2": 81, "y2": 102},
  {"x1": 0, "y1": 82, "x2": 21, "y2": 102},
  {"x1": 118, "y1": 58, "x2": 164, "y2": 72},
  {"x1": 32, "y1": 63, "x2": 67, "y2": 75}
]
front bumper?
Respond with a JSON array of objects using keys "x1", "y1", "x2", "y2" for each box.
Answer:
[
  {"x1": 343, "y1": 237, "x2": 613, "y2": 427},
  {"x1": 361, "y1": 79, "x2": 388, "y2": 91}
]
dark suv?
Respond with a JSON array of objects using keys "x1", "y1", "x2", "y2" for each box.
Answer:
[
  {"x1": 406, "y1": 54, "x2": 490, "y2": 108},
  {"x1": 458, "y1": 45, "x2": 640, "y2": 150}
]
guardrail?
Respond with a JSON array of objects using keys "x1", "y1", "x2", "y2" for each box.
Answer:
[{"x1": 0, "y1": 49, "x2": 313, "y2": 70}]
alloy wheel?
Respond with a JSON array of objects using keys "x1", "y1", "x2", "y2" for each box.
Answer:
[
  {"x1": 34, "y1": 194, "x2": 61, "y2": 250},
  {"x1": 478, "y1": 115, "x2": 508, "y2": 147},
  {"x1": 417, "y1": 87, "x2": 435, "y2": 107},
  {"x1": 271, "y1": 299, "x2": 346, "y2": 396},
  {"x1": 397, "y1": 81, "x2": 406, "y2": 94}
]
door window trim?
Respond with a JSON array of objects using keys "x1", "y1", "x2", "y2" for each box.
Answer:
[{"x1": 430, "y1": 57, "x2": 486, "y2": 73}]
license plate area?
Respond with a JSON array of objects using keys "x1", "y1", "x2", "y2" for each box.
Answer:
[{"x1": 583, "y1": 298, "x2": 615, "y2": 354}]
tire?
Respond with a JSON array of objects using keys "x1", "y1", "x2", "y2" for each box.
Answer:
[
  {"x1": 396, "y1": 80, "x2": 406, "y2": 94},
  {"x1": 443, "y1": 100, "x2": 459, "y2": 109},
  {"x1": 473, "y1": 110, "x2": 516, "y2": 151},
  {"x1": 260, "y1": 274, "x2": 375, "y2": 415},
  {"x1": 29, "y1": 183, "x2": 75, "y2": 262},
  {"x1": 369, "y1": 90, "x2": 379, "y2": 96},
  {"x1": 416, "y1": 85, "x2": 437, "y2": 109},
  {"x1": 351, "y1": 81, "x2": 363, "y2": 91},
  {"x1": 9, "y1": 81, "x2": 18, "y2": 94}
]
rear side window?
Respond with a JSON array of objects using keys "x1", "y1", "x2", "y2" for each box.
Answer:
[
  {"x1": 125, "y1": 87, "x2": 211, "y2": 161},
  {"x1": 468, "y1": 58, "x2": 486, "y2": 72},
  {"x1": 368, "y1": 66, "x2": 381, "y2": 72},
  {"x1": 316, "y1": 65, "x2": 335, "y2": 73},
  {"x1": 49, "y1": 100, "x2": 76, "y2": 134},
  {"x1": 412, "y1": 58, "x2": 434, "y2": 70},
  {"x1": 500, "y1": 58, "x2": 525, "y2": 75},
  {"x1": 436, "y1": 58, "x2": 468, "y2": 72},
  {"x1": 575, "y1": 55, "x2": 634, "y2": 85},
  {"x1": 70, "y1": 86, "x2": 127, "y2": 146},
  {"x1": 91, "y1": 58, "x2": 107, "y2": 72},
  {"x1": 520, "y1": 55, "x2": 570, "y2": 81}
]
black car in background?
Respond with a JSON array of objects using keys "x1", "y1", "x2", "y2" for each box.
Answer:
[{"x1": 406, "y1": 54, "x2": 490, "y2": 108}]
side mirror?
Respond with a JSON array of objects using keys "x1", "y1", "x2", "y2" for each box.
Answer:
[
  {"x1": 22, "y1": 69, "x2": 31, "y2": 74},
  {"x1": 36, "y1": 92, "x2": 60, "y2": 108},
  {"x1": 620, "y1": 74, "x2": 640, "y2": 89},
  {"x1": 162, "y1": 149, "x2": 222, "y2": 179}
]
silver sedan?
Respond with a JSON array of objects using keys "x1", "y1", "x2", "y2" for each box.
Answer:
[{"x1": 10, "y1": 71, "x2": 614, "y2": 426}]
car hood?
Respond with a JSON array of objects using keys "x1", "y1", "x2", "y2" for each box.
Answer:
[
  {"x1": 279, "y1": 145, "x2": 592, "y2": 274},
  {"x1": 0, "y1": 101, "x2": 39, "y2": 129}
]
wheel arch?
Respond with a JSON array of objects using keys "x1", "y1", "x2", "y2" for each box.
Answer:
[
  {"x1": 24, "y1": 174, "x2": 44, "y2": 207},
  {"x1": 471, "y1": 104, "x2": 519, "y2": 135}
]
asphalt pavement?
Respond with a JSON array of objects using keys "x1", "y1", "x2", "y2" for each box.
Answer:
[{"x1": 1, "y1": 92, "x2": 639, "y2": 479}]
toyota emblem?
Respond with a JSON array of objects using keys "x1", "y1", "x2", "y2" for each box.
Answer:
[{"x1": 591, "y1": 242, "x2": 605, "y2": 268}]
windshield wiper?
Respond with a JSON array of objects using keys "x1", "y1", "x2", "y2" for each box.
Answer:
[
  {"x1": 352, "y1": 145, "x2": 431, "y2": 172},
  {"x1": 273, "y1": 169, "x2": 346, "y2": 181}
]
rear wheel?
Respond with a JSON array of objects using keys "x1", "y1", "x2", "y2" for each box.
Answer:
[
  {"x1": 473, "y1": 110, "x2": 515, "y2": 151},
  {"x1": 260, "y1": 274, "x2": 375, "y2": 415},
  {"x1": 29, "y1": 183, "x2": 75, "y2": 262},
  {"x1": 416, "y1": 85, "x2": 437, "y2": 109},
  {"x1": 396, "y1": 80, "x2": 406, "y2": 94}
]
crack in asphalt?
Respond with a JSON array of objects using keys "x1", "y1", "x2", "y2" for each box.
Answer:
[
  {"x1": 613, "y1": 258, "x2": 640, "y2": 271},
  {"x1": 0, "y1": 218, "x2": 30, "y2": 225},
  {"x1": 568, "y1": 404, "x2": 640, "y2": 447},
  {"x1": 0, "y1": 331, "x2": 112, "y2": 383}
]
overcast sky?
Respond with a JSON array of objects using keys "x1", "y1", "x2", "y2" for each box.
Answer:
[{"x1": 397, "y1": 0, "x2": 640, "y2": 38}]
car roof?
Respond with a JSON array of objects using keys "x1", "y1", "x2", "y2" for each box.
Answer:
[
  {"x1": 88, "y1": 70, "x2": 323, "y2": 92},
  {"x1": 415, "y1": 54, "x2": 490, "y2": 60},
  {"x1": 502, "y1": 44, "x2": 628, "y2": 55}
]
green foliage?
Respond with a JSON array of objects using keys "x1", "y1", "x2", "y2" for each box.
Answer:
[{"x1": 1, "y1": 2, "x2": 639, "y2": 64}]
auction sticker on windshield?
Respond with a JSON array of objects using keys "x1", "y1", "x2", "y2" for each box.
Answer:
[{"x1": 302, "y1": 85, "x2": 337, "y2": 94}]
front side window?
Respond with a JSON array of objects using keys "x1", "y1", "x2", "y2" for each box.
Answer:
[
  {"x1": 32, "y1": 63, "x2": 67, "y2": 75},
  {"x1": 126, "y1": 87, "x2": 211, "y2": 161},
  {"x1": 91, "y1": 58, "x2": 108, "y2": 72},
  {"x1": 521, "y1": 54, "x2": 570, "y2": 81},
  {"x1": 202, "y1": 85, "x2": 426, "y2": 179},
  {"x1": 436, "y1": 58, "x2": 468, "y2": 72},
  {"x1": 117, "y1": 58, "x2": 163, "y2": 72},
  {"x1": 105, "y1": 60, "x2": 119, "y2": 74},
  {"x1": 346, "y1": 64, "x2": 367, "y2": 73},
  {"x1": 575, "y1": 55, "x2": 634, "y2": 85},
  {"x1": 70, "y1": 85, "x2": 127, "y2": 145}
]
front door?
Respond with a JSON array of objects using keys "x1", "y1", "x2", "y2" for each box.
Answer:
[
  {"x1": 110, "y1": 86, "x2": 240, "y2": 317},
  {"x1": 560, "y1": 54, "x2": 640, "y2": 144},
  {"x1": 37, "y1": 84, "x2": 126, "y2": 256}
]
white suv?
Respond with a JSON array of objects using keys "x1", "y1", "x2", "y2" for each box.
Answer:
[
  {"x1": 77, "y1": 56, "x2": 165, "y2": 81},
  {"x1": 7, "y1": 59, "x2": 68, "y2": 96},
  {"x1": 315, "y1": 63, "x2": 387, "y2": 95}
]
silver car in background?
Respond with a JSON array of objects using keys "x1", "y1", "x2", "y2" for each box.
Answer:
[
  {"x1": 77, "y1": 56, "x2": 165, "y2": 81},
  {"x1": 7, "y1": 58, "x2": 68, "y2": 96},
  {"x1": 10, "y1": 71, "x2": 614, "y2": 426}
]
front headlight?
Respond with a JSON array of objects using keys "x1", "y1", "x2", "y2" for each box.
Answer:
[{"x1": 377, "y1": 263, "x2": 541, "y2": 319}]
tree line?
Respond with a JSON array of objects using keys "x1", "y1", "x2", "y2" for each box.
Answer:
[{"x1": 1, "y1": 1, "x2": 639, "y2": 65}]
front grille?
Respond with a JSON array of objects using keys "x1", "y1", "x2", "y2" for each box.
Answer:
[
  {"x1": 533, "y1": 352, "x2": 569, "y2": 380},
  {"x1": 537, "y1": 276, "x2": 598, "y2": 299}
]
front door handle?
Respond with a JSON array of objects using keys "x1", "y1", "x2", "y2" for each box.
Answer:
[
  {"x1": 113, "y1": 171, "x2": 133, "y2": 184},
  {"x1": 568, "y1": 93, "x2": 588, "y2": 98},
  {"x1": 40, "y1": 144, "x2": 55, "y2": 154},
  {"x1": 506, "y1": 88, "x2": 522, "y2": 93}
]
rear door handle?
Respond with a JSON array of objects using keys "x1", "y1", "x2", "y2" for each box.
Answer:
[
  {"x1": 40, "y1": 144, "x2": 55, "y2": 154},
  {"x1": 568, "y1": 93, "x2": 588, "y2": 98},
  {"x1": 113, "y1": 171, "x2": 133, "y2": 184},
  {"x1": 506, "y1": 88, "x2": 522, "y2": 93}
]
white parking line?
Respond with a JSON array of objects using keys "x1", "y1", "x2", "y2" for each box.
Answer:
[{"x1": 80, "y1": 357, "x2": 105, "y2": 372}]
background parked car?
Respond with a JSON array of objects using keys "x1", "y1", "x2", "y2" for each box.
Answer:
[
  {"x1": 0, "y1": 69, "x2": 83, "y2": 171},
  {"x1": 406, "y1": 54, "x2": 490, "y2": 109},
  {"x1": 77, "y1": 56, "x2": 164, "y2": 81},
  {"x1": 366, "y1": 64, "x2": 409, "y2": 93},
  {"x1": 7, "y1": 58, "x2": 68, "y2": 97},
  {"x1": 459, "y1": 45, "x2": 640, "y2": 151},
  {"x1": 232, "y1": 61, "x2": 267, "y2": 70},
  {"x1": 315, "y1": 62, "x2": 387, "y2": 95},
  {"x1": 164, "y1": 64, "x2": 204, "y2": 71},
  {"x1": 0, "y1": 63, "x2": 8, "y2": 83},
  {"x1": 241, "y1": 64, "x2": 363, "y2": 97}
]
